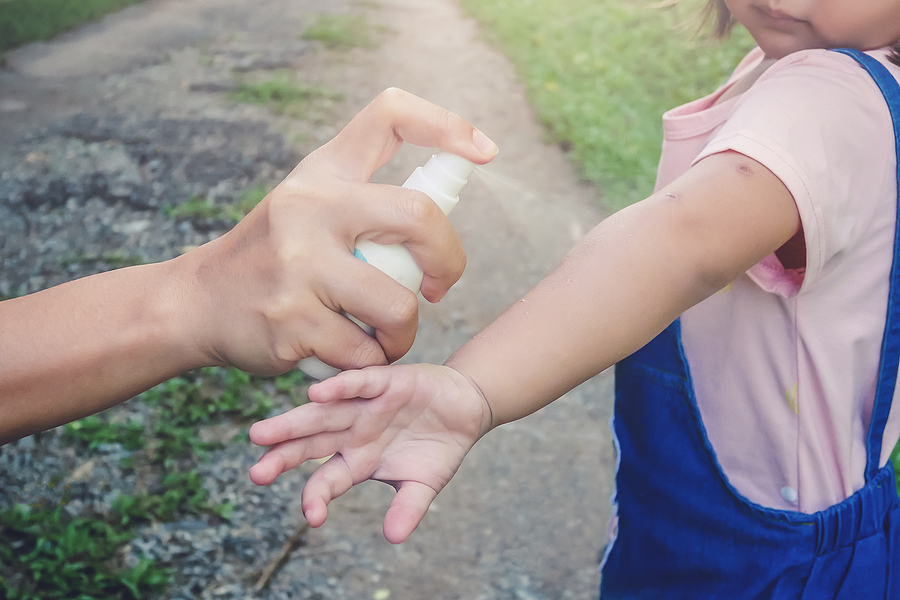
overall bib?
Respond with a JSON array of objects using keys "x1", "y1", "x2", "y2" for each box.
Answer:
[{"x1": 600, "y1": 49, "x2": 900, "y2": 599}]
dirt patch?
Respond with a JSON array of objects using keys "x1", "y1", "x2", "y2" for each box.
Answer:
[{"x1": 0, "y1": 0, "x2": 614, "y2": 598}]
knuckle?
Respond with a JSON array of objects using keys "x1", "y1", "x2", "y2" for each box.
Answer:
[
  {"x1": 272, "y1": 343, "x2": 302, "y2": 367},
  {"x1": 262, "y1": 291, "x2": 295, "y2": 324},
  {"x1": 397, "y1": 188, "x2": 439, "y2": 228},
  {"x1": 262, "y1": 295, "x2": 318, "y2": 363},
  {"x1": 321, "y1": 469, "x2": 343, "y2": 498},
  {"x1": 439, "y1": 108, "x2": 463, "y2": 136},
  {"x1": 450, "y1": 247, "x2": 467, "y2": 279},
  {"x1": 386, "y1": 289, "x2": 419, "y2": 328},
  {"x1": 374, "y1": 87, "x2": 408, "y2": 116},
  {"x1": 348, "y1": 336, "x2": 384, "y2": 369},
  {"x1": 273, "y1": 239, "x2": 314, "y2": 271},
  {"x1": 426, "y1": 228, "x2": 466, "y2": 285}
]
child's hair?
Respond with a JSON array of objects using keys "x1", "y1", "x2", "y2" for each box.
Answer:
[{"x1": 702, "y1": 0, "x2": 900, "y2": 67}]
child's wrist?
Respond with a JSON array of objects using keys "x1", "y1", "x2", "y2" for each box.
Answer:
[{"x1": 445, "y1": 364, "x2": 495, "y2": 439}]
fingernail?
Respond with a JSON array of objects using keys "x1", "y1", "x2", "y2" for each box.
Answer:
[{"x1": 473, "y1": 129, "x2": 499, "y2": 157}]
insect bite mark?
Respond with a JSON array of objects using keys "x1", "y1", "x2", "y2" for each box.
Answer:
[{"x1": 736, "y1": 163, "x2": 754, "y2": 176}]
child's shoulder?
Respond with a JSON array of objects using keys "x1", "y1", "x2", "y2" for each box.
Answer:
[
  {"x1": 761, "y1": 47, "x2": 898, "y2": 89},
  {"x1": 730, "y1": 47, "x2": 766, "y2": 80},
  {"x1": 729, "y1": 47, "x2": 898, "y2": 127}
]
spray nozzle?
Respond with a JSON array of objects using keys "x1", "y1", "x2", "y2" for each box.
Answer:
[
  {"x1": 421, "y1": 153, "x2": 476, "y2": 196},
  {"x1": 403, "y1": 152, "x2": 476, "y2": 214}
]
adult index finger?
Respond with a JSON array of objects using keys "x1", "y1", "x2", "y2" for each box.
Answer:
[{"x1": 320, "y1": 88, "x2": 498, "y2": 183}]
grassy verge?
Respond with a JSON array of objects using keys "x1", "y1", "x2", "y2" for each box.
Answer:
[
  {"x1": 0, "y1": 0, "x2": 145, "y2": 52},
  {"x1": 460, "y1": 0, "x2": 755, "y2": 209},
  {"x1": 0, "y1": 367, "x2": 308, "y2": 598}
]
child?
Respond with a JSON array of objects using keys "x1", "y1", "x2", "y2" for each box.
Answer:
[{"x1": 249, "y1": 1, "x2": 900, "y2": 597}]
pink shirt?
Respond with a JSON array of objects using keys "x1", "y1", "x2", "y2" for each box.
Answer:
[{"x1": 659, "y1": 47, "x2": 900, "y2": 512}]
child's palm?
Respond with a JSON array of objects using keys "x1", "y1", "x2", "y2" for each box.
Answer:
[{"x1": 249, "y1": 364, "x2": 490, "y2": 543}]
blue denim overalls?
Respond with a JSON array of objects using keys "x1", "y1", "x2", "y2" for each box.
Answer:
[{"x1": 600, "y1": 49, "x2": 900, "y2": 599}]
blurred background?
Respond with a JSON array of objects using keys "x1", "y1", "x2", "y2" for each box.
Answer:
[{"x1": 0, "y1": 1, "x2": 761, "y2": 599}]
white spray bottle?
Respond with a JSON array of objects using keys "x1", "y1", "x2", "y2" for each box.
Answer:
[{"x1": 297, "y1": 152, "x2": 476, "y2": 380}]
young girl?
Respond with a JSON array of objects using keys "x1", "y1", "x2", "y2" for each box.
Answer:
[{"x1": 249, "y1": 1, "x2": 900, "y2": 597}]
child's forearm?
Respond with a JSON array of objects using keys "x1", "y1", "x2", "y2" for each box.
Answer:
[
  {"x1": 445, "y1": 199, "x2": 714, "y2": 428},
  {"x1": 0, "y1": 257, "x2": 203, "y2": 444},
  {"x1": 446, "y1": 151, "x2": 800, "y2": 431}
]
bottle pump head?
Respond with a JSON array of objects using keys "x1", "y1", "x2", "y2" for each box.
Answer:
[
  {"x1": 403, "y1": 152, "x2": 476, "y2": 215},
  {"x1": 422, "y1": 153, "x2": 476, "y2": 197}
]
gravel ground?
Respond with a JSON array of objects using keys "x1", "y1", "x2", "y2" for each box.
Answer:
[{"x1": 0, "y1": 1, "x2": 615, "y2": 598}]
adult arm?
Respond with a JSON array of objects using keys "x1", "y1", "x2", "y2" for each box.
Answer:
[{"x1": 0, "y1": 88, "x2": 498, "y2": 445}]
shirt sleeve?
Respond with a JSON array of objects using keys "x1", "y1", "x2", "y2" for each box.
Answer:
[{"x1": 694, "y1": 49, "x2": 897, "y2": 296}]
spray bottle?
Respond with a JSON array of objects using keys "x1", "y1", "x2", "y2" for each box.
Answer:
[{"x1": 297, "y1": 152, "x2": 476, "y2": 380}]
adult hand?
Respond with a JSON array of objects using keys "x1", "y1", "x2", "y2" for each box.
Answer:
[
  {"x1": 0, "y1": 88, "x2": 497, "y2": 444},
  {"x1": 181, "y1": 88, "x2": 499, "y2": 375}
]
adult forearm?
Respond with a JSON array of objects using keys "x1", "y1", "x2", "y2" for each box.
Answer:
[{"x1": 0, "y1": 256, "x2": 204, "y2": 444}]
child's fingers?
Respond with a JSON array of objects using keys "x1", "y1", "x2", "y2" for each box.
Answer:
[
  {"x1": 382, "y1": 480, "x2": 438, "y2": 544},
  {"x1": 249, "y1": 402, "x2": 358, "y2": 446},
  {"x1": 248, "y1": 430, "x2": 350, "y2": 485},
  {"x1": 248, "y1": 449, "x2": 289, "y2": 486},
  {"x1": 301, "y1": 453, "x2": 356, "y2": 528},
  {"x1": 307, "y1": 367, "x2": 392, "y2": 403}
]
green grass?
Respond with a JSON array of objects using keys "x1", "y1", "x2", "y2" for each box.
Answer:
[
  {"x1": 461, "y1": 0, "x2": 755, "y2": 209},
  {"x1": 163, "y1": 184, "x2": 272, "y2": 224},
  {"x1": 162, "y1": 195, "x2": 224, "y2": 221},
  {"x1": 63, "y1": 415, "x2": 145, "y2": 451},
  {"x1": 1, "y1": 366, "x2": 309, "y2": 597},
  {"x1": 0, "y1": 0, "x2": 145, "y2": 52},
  {"x1": 0, "y1": 504, "x2": 168, "y2": 600},
  {"x1": 64, "y1": 366, "x2": 306, "y2": 529},
  {"x1": 230, "y1": 184, "x2": 270, "y2": 219},
  {"x1": 301, "y1": 14, "x2": 382, "y2": 51},
  {"x1": 230, "y1": 76, "x2": 344, "y2": 117}
]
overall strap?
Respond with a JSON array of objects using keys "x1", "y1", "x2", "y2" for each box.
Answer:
[{"x1": 833, "y1": 48, "x2": 900, "y2": 481}]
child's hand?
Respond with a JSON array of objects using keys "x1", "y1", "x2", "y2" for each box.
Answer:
[{"x1": 248, "y1": 364, "x2": 492, "y2": 544}]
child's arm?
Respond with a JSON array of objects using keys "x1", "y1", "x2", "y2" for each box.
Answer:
[
  {"x1": 449, "y1": 150, "x2": 800, "y2": 427},
  {"x1": 250, "y1": 150, "x2": 800, "y2": 541}
]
